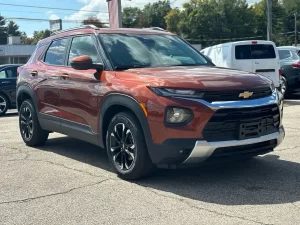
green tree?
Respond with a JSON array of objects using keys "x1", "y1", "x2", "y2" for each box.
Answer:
[
  {"x1": 165, "y1": 8, "x2": 182, "y2": 34},
  {"x1": 6, "y1": 21, "x2": 21, "y2": 36},
  {"x1": 140, "y1": 0, "x2": 172, "y2": 29},
  {"x1": 0, "y1": 16, "x2": 7, "y2": 44},
  {"x1": 82, "y1": 16, "x2": 107, "y2": 28},
  {"x1": 122, "y1": 7, "x2": 143, "y2": 28}
]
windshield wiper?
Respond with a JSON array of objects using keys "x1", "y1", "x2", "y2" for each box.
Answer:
[{"x1": 114, "y1": 64, "x2": 150, "y2": 71}]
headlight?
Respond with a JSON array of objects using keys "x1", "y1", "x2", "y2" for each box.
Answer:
[
  {"x1": 149, "y1": 87, "x2": 204, "y2": 98},
  {"x1": 165, "y1": 107, "x2": 193, "y2": 125}
]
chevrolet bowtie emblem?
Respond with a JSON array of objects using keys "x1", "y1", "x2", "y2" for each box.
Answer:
[{"x1": 239, "y1": 91, "x2": 253, "y2": 99}]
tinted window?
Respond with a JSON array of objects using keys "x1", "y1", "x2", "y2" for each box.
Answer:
[
  {"x1": 235, "y1": 45, "x2": 251, "y2": 59},
  {"x1": 44, "y1": 38, "x2": 68, "y2": 65},
  {"x1": 68, "y1": 36, "x2": 100, "y2": 65},
  {"x1": 235, "y1": 44, "x2": 276, "y2": 60},
  {"x1": 0, "y1": 67, "x2": 17, "y2": 79},
  {"x1": 278, "y1": 49, "x2": 299, "y2": 60},
  {"x1": 99, "y1": 34, "x2": 210, "y2": 70},
  {"x1": 0, "y1": 70, "x2": 5, "y2": 79},
  {"x1": 6, "y1": 67, "x2": 17, "y2": 78}
]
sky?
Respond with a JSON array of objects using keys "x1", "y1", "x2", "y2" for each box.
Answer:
[{"x1": 0, "y1": 0, "x2": 260, "y2": 37}]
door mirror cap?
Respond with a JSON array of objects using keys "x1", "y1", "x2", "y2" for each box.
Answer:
[{"x1": 71, "y1": 55, "x2": 104, "y2": 72}]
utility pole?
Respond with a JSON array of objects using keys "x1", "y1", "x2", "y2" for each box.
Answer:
[
  {"x1": 267, "y1": 0, "x2": 272, "y2": 41},
  {"x1": 295, "y1": 13, "x2": 297, "y2": 47}
]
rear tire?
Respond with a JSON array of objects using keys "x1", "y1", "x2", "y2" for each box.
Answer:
[
  {"x1": 280, "y1": 76, "x2": 287, "y2": 97},
  {"x1": 0, "y1": 94, "x2": 8, "y2": 116},
  {"x1": 19, "y1": 100, "x2": 49, "y2": 146},
  {"x1": 106, "y1": 112, "x2": 154, "y2": 180}
]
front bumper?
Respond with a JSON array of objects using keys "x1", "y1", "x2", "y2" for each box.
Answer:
[{"x1": 182, "y1": 126, "x2": 285, "y2": 164}]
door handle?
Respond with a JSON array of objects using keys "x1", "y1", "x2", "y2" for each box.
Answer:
[
  {"x1": 1, "y1": 81, "x2": 10, "y2": 84},
  {"x1": 31, "y1": 71, "x2": 38, "y2": 76},
  {"x1": 60, "y1": 74, "x2": 69, "y2": 80}
]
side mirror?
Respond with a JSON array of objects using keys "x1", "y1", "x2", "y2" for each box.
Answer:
[{"x1": 71, "y1": 55, "x2": 104, "y2": 72}]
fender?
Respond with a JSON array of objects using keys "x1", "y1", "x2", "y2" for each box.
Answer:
[
  {"x1": 99, "y1": 93, "x2": 153, "y2": 150},
  {"x1": 16, "y1": 84, "x2": 38, "y2": 112}
]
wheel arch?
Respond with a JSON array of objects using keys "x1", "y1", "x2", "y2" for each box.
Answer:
[
  {"x1": 16, "y1": 85, "x2": 38, "y2": 112},
  {"x1": 99, "y1": 94, "x2": 153, "y2": 150}
]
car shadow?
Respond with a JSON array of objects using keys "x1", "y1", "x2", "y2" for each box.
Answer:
[
  {"x1": 38, "y1": 136, "x2": 300, "y2": 206},
  {"x1": 1, "y1": 112, "x2": 18, "y2": 118}
]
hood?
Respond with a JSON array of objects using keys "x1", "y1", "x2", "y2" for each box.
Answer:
[{"x1": 115, "y1": 66, "x2": 271, "y2": 91}]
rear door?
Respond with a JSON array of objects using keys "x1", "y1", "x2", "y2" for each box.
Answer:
[
  {"x1": 251, "y1": 43, "x2": 279, "y2": 87},
  {"x1": 233, "y1": 44, "x2": 253, "y2": 72},
  {"x1": 233, "y1": 41, "x2": 280, "y2": 87}
]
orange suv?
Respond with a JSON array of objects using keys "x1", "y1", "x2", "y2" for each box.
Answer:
[{"x1": 17, "y1": 25, "x2": 285, "y2": 179}]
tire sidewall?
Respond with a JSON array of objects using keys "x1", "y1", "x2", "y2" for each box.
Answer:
[
  {"x1": 0, "y1": 94, "x2": 8, "y2": 116},
  {"x1": 19, "y1": 100, "x2": 37, "y2": 143},
  {"x1": 106, "y1": 113, "x2": 141, "y2": 176}
]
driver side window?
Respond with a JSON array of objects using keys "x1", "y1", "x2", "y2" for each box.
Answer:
[{"x1": 68, "y1": 35, "x2": 101, "y2": 66}]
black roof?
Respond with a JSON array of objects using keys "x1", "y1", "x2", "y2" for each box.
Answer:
[{"x1": 0, "y1": 64, "x2": 23, "y2": 68}]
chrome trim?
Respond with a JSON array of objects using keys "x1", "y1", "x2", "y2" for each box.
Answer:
[
  {"x1": 183, "y1": 126, "x2": 285, "y2": 164},
  {"x1": 175, "y1": 89, "x2": 278, "y2": 110}
]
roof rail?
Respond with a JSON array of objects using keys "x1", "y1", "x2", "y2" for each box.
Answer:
[
  {"x1": 51, "y1": 24, "x2": 99, "y2": 36},
  {"x1": 142, "y1": 27, "x2": 165, "y2": 31}
]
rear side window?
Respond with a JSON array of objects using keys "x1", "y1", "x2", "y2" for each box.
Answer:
[
  {"x1": 235, "y1": 44, "x2": 276, "y2": 60},
  {"x1": 44, "y1": 38, "x2": 68, "y2": 65}
]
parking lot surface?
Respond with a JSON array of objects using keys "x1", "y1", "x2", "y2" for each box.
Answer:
[{"x1": 1, "y1": 99, "x2": 300, "y2": 225}]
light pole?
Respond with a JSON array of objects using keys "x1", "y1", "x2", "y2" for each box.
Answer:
[
  {"x1": 107, "y1": 0, "x2": 122, "y2": 28},
  {"x1": 295, "y1": 13, "x2": 298, "y2": 47}
]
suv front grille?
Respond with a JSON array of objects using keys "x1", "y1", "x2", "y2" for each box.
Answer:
[
  {"x1": 201, "y1": 87, "x2": 272, "y2": 102},
  {"x1": 203, "y1": 104, "x2": 280, "y2": 142}
]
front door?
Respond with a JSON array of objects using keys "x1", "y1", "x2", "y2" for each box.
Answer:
[{"x1": 58, "y1": 35, "x2": 102, "y2": 144}]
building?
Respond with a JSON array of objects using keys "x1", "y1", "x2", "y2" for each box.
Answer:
[{"x1": 0, "y1": 36, "x2": 36, "y2": 65}]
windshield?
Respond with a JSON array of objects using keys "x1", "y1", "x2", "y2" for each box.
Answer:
[{"x1": 99, "y1": 34, "x2": 211, "y2": 70}]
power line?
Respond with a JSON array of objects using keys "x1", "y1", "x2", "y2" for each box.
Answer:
[
  {"x1": 4, "y1": 17, "x2": 109, "y2": 24},
  {"x1": 0, "y1": 2, "x2": 108, "y2": 13}
]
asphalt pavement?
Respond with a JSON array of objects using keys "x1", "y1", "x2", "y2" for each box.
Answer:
[{"x1": 1, "y1": 99, "x2": 300, "y2": 225}]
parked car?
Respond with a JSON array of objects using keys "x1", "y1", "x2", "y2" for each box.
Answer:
[
  {"x1": 0, "y1": 64, "x2": 21, "y2": 116},
  {"x1": 277, "y1": 46, "x2": 300, "y2": 96},
  {"x1": 16, "y1": 25, "x2": 285, "y2": 180},
  {"x1": 201, "y1": 40, "x2": 281, "y2": 89}
]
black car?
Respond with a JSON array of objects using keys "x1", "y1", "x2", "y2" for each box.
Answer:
[
  {"x1": 0, "y1": 64, "x2": 21, "y2": 116},
  {"x1": 277, "y1": 46, "x2": 300, "y2": 96}
]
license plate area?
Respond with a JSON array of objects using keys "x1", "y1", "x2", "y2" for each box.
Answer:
[{"x1": 239, "y1": 121, "x2": 263, "y2": 140}]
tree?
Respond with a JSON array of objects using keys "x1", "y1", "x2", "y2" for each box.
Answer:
[
  {"x1": 82, "y1": 16, "x2": 107, "y2": 28},
  {"x1": 0, "y1": 16, "x2": 7, "y2": 44},
  {"x1": 122, "y1": 7, "x2": 143, "y2": 28},
  {"x1": 165, "y1": 8, "x2": 182, "y2": 34},
  {"x1": 6, "y1": 21, "x2": 21, "y2": 36},
  {"x1": 140, "y1": 0, "x2": 172, "y2": 29}
]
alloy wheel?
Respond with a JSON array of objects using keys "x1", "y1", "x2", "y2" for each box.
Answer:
[
  {"x1": 20, "y1": 106, "x2": 34, "y2": 141},
  {"x1": 109, "y1": 123, "x2": 136, "y2": 171},
  {"x1": 0, "y1": 96, "x2": 7, "y2": 113}
]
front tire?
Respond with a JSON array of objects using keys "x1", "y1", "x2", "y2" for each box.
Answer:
[
  {"x1": 0, "y1": 94, "x2": 8, "y2": 116},
  {"x1": 19, "y1": 100, "x2": 49, "y2": 146},
  {"x1": 106, "y1": 112, "x2": 154, "y2": 180}
]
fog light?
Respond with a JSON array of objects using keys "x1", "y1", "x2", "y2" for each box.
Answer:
[{"x1": 165, "y1": 107, "x2": 193, "y2": 124}]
